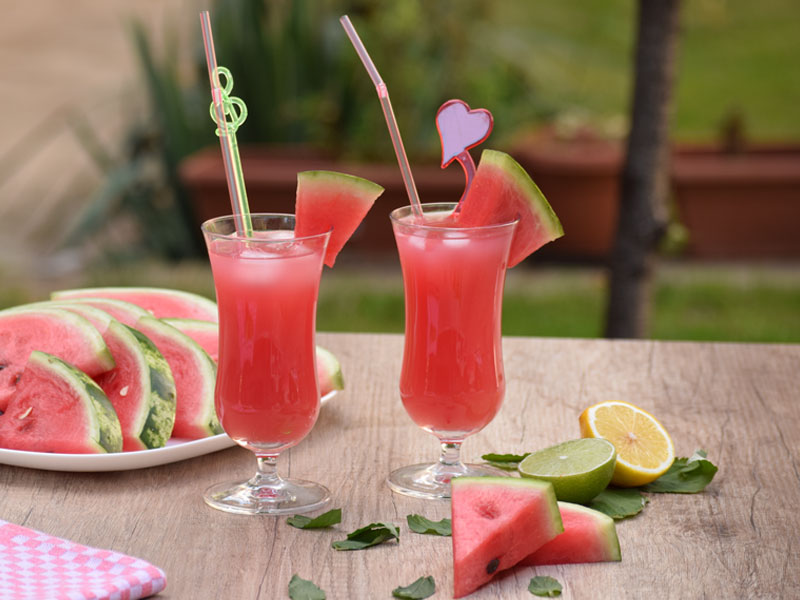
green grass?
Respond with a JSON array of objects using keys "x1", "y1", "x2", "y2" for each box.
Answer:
[{"x1": 2, "y1": 262, "x2": 798, "y2": 344}]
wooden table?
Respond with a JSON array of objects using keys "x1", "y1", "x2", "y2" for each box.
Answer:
[{"x1": 3, "y1": 333, "x2": 800, "y2": 599}]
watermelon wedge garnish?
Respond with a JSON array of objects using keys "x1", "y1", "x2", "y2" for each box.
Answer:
[
  {"x1": 451, "y1": 476, "x2": 563, "y2": 598},
  {"x1": 520, "y1": 501, "x2": 621, "y2": 566},
  {"x1": 0, "y1": 307, "x2": 115, "y2": 412},
  {"x1": 0, "y1": 351, "x2": 122, "y2": 454},
  {"x1": 456, "y1": 149, "x2": 564, "y2": 267},
  {"x1": 294, "y1": 170, "x2": 385, "y2": 267},
  {"x1": 52, "y1": 287, "x2": 219, "y2": 322}
]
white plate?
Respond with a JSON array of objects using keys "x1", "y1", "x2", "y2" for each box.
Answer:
[{"x1": 0, "y1": 391, "x2": 337, "y2": 472}]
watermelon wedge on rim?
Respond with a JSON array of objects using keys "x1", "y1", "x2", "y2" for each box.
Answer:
[
  {"x1": 456, "y1": 149, "x2": 564, "y2": 267},
  {"x1": 294, "y1": 170, "x2": 385, "y2": 267}
]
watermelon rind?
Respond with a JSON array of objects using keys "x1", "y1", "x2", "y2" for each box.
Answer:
[
  {"x1": 521, "y1": 501, "x2": 622, "y2": 566},
  {"x1": 162, "y1": 318, "x2": 219, "y2": 361},
  {"x1": 295, "y1": 170, "x2": 385, "y2": 267},
  {"x1": 134, "y1": 316, "x2": 221, "y2": 439},
  {"x1": 95, "y1": 321, "x2": 177, "y2": 451},
  {"x1": 17, "y1": 301, "x2": 114, "y2": 334},
  {"x1": 0, "y1": 351, "x2": 122, "y2": 453},
  {"x1": 315, "y1": 345, "x2": 345, "y2": 394},
  {"x1": 51, "y1": 287, "x2": 218, "y2": 322}
]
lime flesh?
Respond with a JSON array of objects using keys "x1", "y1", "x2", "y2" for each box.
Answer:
[{"x1": 518, "y1": 438, "x2": 616, "y2": 504}]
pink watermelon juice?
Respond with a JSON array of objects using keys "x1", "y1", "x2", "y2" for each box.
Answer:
[
  {"x1": 391, "y1": 204, "x2": 517, "y2": 439},
  {"x1": 204, "y1": 216, "x2": 329, "y2": 454}
]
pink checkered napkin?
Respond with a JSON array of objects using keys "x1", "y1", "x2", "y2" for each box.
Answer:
[{"x1": 0, "y1": 519, "x2": 166, "y2": 600}]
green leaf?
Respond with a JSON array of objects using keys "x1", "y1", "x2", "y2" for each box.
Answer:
[
  {"x1": 392, "y1": 575, "x2": 436, "y2": 599},
  {"x1": 287, "y1": 508, "x2": 342, "y2": 529},
  {"x1": 589, "y1": 488, "x2": 649, "y2": 520},
  {"x1": 288, "y1": 574, "x2": 326, "y2": 600},
  {"x1": 331, "y1": 522, "x2": 399, "y2": 551},
  {"x1": 643, "y1": 450, "x2": 718, "y2": 494},
  {"x1": 406, "y1": 514, "x2": 452, "y2": 536},
  {"x1": 528, "y1": 575, "x2": 562, "y2": 597},
  {"x1": 482, "y1": 452, "x2": 530, "y2": 470}
]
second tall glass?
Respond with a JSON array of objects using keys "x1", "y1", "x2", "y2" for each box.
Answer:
[{"x1": 388, "y1": 203, "x2": 518, "y2": 499}]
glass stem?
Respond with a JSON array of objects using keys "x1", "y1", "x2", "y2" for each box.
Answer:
[
  {"x1": 254, "y1": 454, "x2": 282, "y2": 488},
  {"x1": 439, "y1": 441, "x2": 463, "y2": 467}
]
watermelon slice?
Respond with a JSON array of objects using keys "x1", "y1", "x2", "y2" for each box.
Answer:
[
  {"x1": 451, "y1": 476, "x2": 563, "y2": 598},
  {"x1": 52, "y1": 287, "x2": 218, "y2": 322},
  {"x1": 162, "y1": 318, "x2": 345, "y2": 396},
  {"x1": 294, "y1": 170, "x2": 385, "y2": 267},
  {"x1": 0, "y1": 351, "x2": 122, "y2": 454},
  {"x1": 0, "y1": 307, "x2": 115, "y2": 412},
  {"x1": 94, "y1": 321, "x2": 177, "y2": 451},
  {"x1": 50, "y1": 297, "x2": 151, "y2": 327},
  {"x1": 162, "y1": 318, "x2": 219, "y2": 362},
  {"x1": 520, "y1": 501, "x2": 621, "y2": 566},
  {"x1": 456, "y1": 149, "x2": 564, "y2": 267},
  {"x1": 134, "y1": 316, "x2": 221, "y2": 439}
]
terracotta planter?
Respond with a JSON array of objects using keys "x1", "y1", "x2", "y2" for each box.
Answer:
[
  {"x1": 179, "y1": 146, "x2": 463, "y2": 262},
  {"x1": 512, "y1": 136, "x2": 623, "y2": 261},
  {"x1": 671, "y1": 144, "x2": 800, "y2": 259}
]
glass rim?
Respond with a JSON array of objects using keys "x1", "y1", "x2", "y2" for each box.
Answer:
[
  {"x1": 389, "y1": 202, "x2": 519, "y2": 232},
  {"x1": 201, "y1": 213, "x2": 332, "y2": 244}
]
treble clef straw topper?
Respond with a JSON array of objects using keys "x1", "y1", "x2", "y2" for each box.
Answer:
[{"x1": 208, "y1": 67, "x2": 248, "y2": 136}]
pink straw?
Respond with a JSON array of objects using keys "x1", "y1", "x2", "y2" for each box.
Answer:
[{"x1": 339, "y1": 15, "x2": 423, "y2": 218}]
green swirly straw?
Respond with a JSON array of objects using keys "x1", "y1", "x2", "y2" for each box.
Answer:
[{"x1": 209, "y1": 67, "x2": 248, "y2": 136}]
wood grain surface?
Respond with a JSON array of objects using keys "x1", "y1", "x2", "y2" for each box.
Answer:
[{"x1": 2, "y1": 333, "x2": 799, "y2": 599}]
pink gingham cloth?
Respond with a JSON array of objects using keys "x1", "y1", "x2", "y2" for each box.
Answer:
[{"x1": 0, "y1": 519, "x2": 166, "y2": 600}]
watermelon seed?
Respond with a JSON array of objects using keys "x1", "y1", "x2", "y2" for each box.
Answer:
[
  {"x1": 486, "y1": 558, "x2": 500, "y2": 574},
  {"x1": 119, "y1": 386, "x2": 129, "y2": 397},
  {"x1": 18, "y1": 406, "x2": 32, "y2": 419},
  {"x1": 477, "y1": 502, "x2": 499, "y2": 520}
]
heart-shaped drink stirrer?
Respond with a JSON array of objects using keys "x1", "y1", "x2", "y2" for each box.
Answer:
[{"x1": 436, "y1": 99, "x2": 493, "y2": 209}]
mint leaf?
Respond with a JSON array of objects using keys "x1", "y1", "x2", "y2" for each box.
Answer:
[
  {"x1": 392, "y1": 575, "x2": 435, "y2": 599},
  {"x1": 288, "y1": 574, "x2": 326, "y2": 600},
  {"x1": 589, "y1": 488, "x2": 649, "y2": 520},
  {"x1": 287, "y1": 508, "x2": 342, "y2": 529},
  {"x1": 481, "y1": 452, "x2": 530, "y2": 470},
  {"x1": 331, "y1": 522, "x2": 399, "y2": 551},
  {"x1": 528, "y1": 575, "x2": 562, "y2": 597},
  {"x1": 406, "y1": 514, "x2": 451, "y2": 536},
  {"x1": 643, "y1": 450, "x2": 718, "y2": 493}
]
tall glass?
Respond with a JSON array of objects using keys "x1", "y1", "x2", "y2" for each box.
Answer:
[
  {"x1": 202, "y1": 214, "x2": 331, "y2": 515},
  {"x1": 388, "y1": 203, "x2": 518, "y2": 499}
]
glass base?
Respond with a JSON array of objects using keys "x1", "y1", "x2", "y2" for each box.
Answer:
[
  {"x1": 204, "y1": 477, "x2": 331, "y2": 515},
  {"x1": 387, "y1": 462, "x2": 508, "y2": 500}
]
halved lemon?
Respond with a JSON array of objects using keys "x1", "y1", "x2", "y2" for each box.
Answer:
[{"x1": 579, "y1": 400, "x2": 675, "y2": 487}]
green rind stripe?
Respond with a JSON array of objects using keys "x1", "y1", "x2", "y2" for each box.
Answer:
[
  {"x1": 556, "y1": 501, "x2": 622, "y2": 561},
  {"x1": 298, "y1": 170, "x2": 385, "y2": 198},
  {"x1": 481, "y1": 149, "x2": 565, "y2": 240},
  {"x1": 121, "y1": 324, "x2": 177, "y2": 448},
  {"x1": 30, "y1": 351, "x2": 122, "y2": 453}
]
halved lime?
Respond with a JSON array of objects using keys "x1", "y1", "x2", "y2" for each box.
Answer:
[{"x1": 518, "y1": 438, "x2": 616, "y2": 504}]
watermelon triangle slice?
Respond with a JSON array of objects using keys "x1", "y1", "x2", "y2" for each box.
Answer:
[
  {"x1": 451, "y1": 476, "x2": 563, "y2": 598},
  {"x1": 0, "y1": 307, "x2": 115, "y2": 412},
  {"x1": 519, "y1": 501, "x2": 621, "y2": 566},
  {"x1": 52, "y1": 287, "x2": 218, "y2": 322},
  {"x1": 134, "y1": 316, "x2": 221, "y2": 439},
  {"x1": 294, "y1": 170, "x2": 385, "y2": 267},
  {"x1": 456, "y1": 149, "x2": 564, "y2": 267},
  {"x1": 0, "y1": 351, "x2": 122, "y2": 454}
]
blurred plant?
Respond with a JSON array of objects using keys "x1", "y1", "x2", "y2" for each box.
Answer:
[{"x1": 66, "y1": 0, "x2": 597, "y2": 261}]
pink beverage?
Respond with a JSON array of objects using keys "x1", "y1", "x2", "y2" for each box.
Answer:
[
  {"x1": 391, "y1": 204, "x2": 517, "y2": 440},
  {"x1": 204, "y1": 217, "x2": 328, "y2": 454}
]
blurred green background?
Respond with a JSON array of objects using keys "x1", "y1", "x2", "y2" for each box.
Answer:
[{"x1": 1, "y1": 0, "x2": 798, "y2": 342}]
